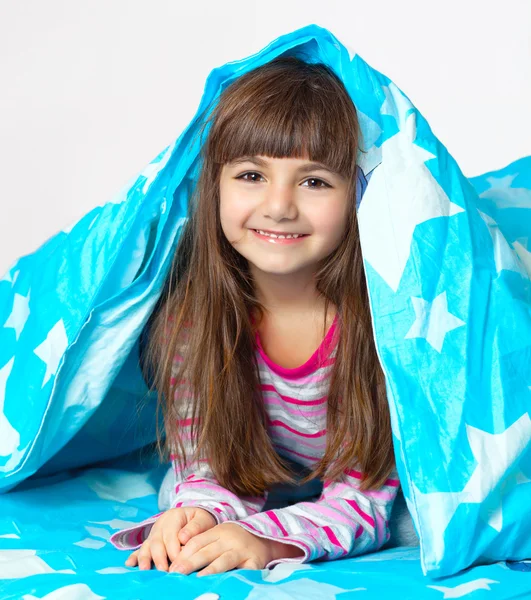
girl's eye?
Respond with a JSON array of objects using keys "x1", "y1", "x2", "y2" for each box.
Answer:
[{"x1": 236, "y1": 172, "x2": 330, "y2": 189}]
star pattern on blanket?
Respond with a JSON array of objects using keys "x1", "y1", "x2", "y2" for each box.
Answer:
[
  {"x1": 478, "y1": 210, "x2": 530, "y2": 279},
  {"x1": 0, "y1": 357, "x2": 19, "y2": 457},
  {"x1": 427, "y1": 578, "x2": 501, "y2": 598},
  {"x1": 512, "y1": 238, "x2": 531, "y2": 277},
  {"x1": 3, "y1": 290, "x2": 31, "y2": 341},
  {"x1": 381, "y1": 81, "x2": 416, "y2": 127},
  {"x1": 479, "y1": 172, "x2": 531, "y2": 209},
  {"x1": 357, "y1": 111, "x2": 465, "y2": 292},
  {"x1": 404, "y1": 291, "x2": 465, "y2": 353},
  {"x1": 407, "y1": 412, "x2": 531, "y2": 564},
  {"x1": 463, "y1": 415, "x2": 531, "y2": 531},
  {"x1": 33, "y1": 319, "x2": 69, "y2": 388}
]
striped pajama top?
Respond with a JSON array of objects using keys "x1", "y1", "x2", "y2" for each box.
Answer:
[{"x1": 109, "y1": 312, "x2": 401, "y2": 568}]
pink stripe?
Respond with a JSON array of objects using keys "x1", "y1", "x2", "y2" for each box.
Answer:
[
  {"x1": 268, "y1": 419, "x2": 326, "y2": 438},
  {"x1": 264, "y1": 395, "x2": 328, "y2": 417},
  {"x1": 261, "y1": 368, "x2": 332, "y2": 386},
  {"x1": 323, "y1": 526, "x2": 346, "y2": 551},
  {"x1": 177, "y1": 417, "x2": 199, "y2": 427},
  {"x1": 355, "y1": 525, "x2": 364, "y2": 539},
  {"x1": 345, "y1": 469, "x2": 363, "y2": 480},
  {"x1": 320, "y1": 499, "x2": 361, "y2": 526},
  {"x1": 345, "y1": 499, "x2": 375, "y2": 528},
  {"x1": 260, "y1": 384, "x2": 327, "y2": 406},
  {"x1": 265, "y1": 511, "x2": 289, "y2": 536}
]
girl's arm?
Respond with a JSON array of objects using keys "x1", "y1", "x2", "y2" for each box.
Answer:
[
  {"x1": 109, "y1": 423, "x2": 269, "y2": 550},
  {"x1": 221, "y1": 466, "x2": 401, "y2": 568}
]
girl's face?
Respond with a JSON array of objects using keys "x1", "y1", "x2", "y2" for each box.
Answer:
[{"x1": 219, "y1": 155, "x2": 349, "y2": 278}]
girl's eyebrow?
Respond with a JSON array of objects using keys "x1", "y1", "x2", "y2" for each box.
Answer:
[{"x1": 228, "y1": 155, "x2": 342, "y2": 178}]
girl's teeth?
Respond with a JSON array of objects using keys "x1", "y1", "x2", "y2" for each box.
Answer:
[{"x1": 256, "y1": 230, "x2": 304, "y2": 239}]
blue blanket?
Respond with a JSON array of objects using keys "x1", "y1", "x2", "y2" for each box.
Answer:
[
  {"x1": 1, "y1": 448, "x2": 531, "y2": 598},
  {"x1": 1, "y1": 23, "x2": 531, "y2": 597}
]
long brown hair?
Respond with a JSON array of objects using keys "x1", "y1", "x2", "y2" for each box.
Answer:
[{"x1": 139, "y1": 55, "x2": 395, "y2": 496}]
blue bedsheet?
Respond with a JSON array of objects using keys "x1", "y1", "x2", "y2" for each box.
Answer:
[{"x1": 1, "y1": 448, "x2": 531, "y2": 599}]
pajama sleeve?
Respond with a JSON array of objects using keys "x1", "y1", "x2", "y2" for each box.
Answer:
[
  {"x1": 109, "y1": 421, "x2": 269, "y2": 550},
  {"x1": 222, "y1": 465, "x2": 401, "y2": 568}
]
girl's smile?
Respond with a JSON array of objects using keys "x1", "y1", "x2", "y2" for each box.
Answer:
[{"x1": 251, "y1": 228, "x2": 311, "y2": 245}]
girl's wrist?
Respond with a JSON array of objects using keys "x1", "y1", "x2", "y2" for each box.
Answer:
[{"x1": 267, "y1": 539, "x2": 305, "y2": 562}]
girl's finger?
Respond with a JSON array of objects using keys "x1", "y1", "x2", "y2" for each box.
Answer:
[
  {"x1": 149, "y1": 537, "x2": 170, "y2": 572},
  {"x1": 137, "y1": 543, "x2": 153, "y2": 570},
  {"x1": 196, "y1": 550, "x2": 237, "y2": 577},
  {"x1": 171, "y1": 541, "x2": 224, "y2": 575},
  {"x1": 179, "y1": 512, "x2": 213, "y2": 544},
  {"x1": 162, "y1": 527, "x2": 182, "y2": 564},
  {"x1": 125, "y1": 550, "x2": 138, "y2": 566},
  {"x1": 177, "y1": 529, "x2": 214, "y2": 562}
]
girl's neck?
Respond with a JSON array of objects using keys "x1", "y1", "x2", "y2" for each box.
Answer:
[{"x1": 253, "y1": 299, "x2": 336, "y2": 325}]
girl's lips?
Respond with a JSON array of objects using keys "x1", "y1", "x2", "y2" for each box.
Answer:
[{"x1": 251, "y1": 229, "x2": 309, "y2": 245}]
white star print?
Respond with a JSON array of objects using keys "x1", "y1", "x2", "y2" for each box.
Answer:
[
  {"x1": 81, "y1": 470, "x2": 156, "y2": 503},
  {"x1": 261, "y1": 561, "x2": 314, "y2": 582},
  {"x1": 477, "y1": 210, "x2": 530, "y2": 279},
  {"x1": 427, "y1": 578, "x2": 500, "y2": 598},
  {"x1": 479, "y1": 468, "x2": 531, "y2": 532},
  {"x1": 0, "y1": 265, "x2": 19, "y2": 286},
  {"x1": 357, "y1": 111, "x2": 465, "y2": 292},
  {"x1": 407, "y1": 413, "x2": 531, "y2": 566},
  {"x1": 404, "y1": 291, "x2": 466, "y2": 353},
  {"x1": 0, "y1": 357, "x2": 20, "y2": 457},
  {"x1": 479, "y1": 173, "x2": 531, "y2": 209},
  {"x1": 381, "y1": 82, "x2": 416, "y2": 127},
  {"x1": 3, "y1": 290, "x2": 31, "y2": 342},
  {"x1": 406, "y1": 480, "x2": 471, "y2": 567},
  {"x1": 33, "y1": 319, "x2": 68, "y2": 388},
  {"x1": 0, "y1": 550, "x2": 76, "y2": 580},
  {"x1": 513, "y1": 238, "x2": 531, "y2": 278},
  {"x1": 232, "y1": 573, "x2": 365, "y2": 599},
  {"x1": 463, "y1": 415, "x2": 531, "y2": 531}
]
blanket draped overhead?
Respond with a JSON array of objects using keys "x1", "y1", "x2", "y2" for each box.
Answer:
[{"x1": 1, "y1": 24, "x2": 530, "y2": 579}]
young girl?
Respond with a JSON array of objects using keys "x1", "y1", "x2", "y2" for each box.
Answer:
[{"x1": 109, "y1": 55, "x2": 402, "y2": 576}]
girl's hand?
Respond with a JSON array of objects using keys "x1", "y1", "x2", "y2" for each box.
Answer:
[
  {"x1": 124, "y1": 506, "x2": 217, "y2": 572},
  {"x1": 169, "y1": 522, "x2": 304, "y2": 576}
]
